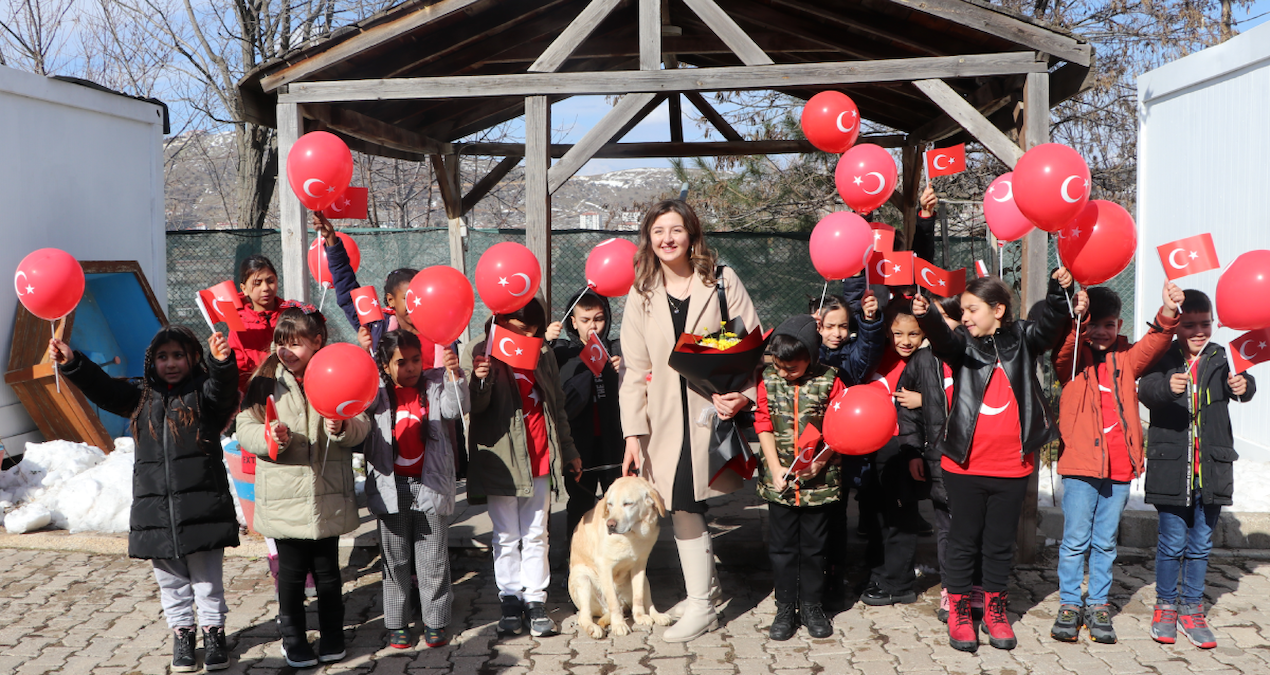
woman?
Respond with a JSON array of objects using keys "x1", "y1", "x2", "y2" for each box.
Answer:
[{"x1": 619, "y1": 199, "x2": 762, "y2": 643}]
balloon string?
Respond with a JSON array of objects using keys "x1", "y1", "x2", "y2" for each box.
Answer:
[
  {"x1": 561, "y1": 287, "x2": 590, "y2": 326},
  {"x1": 51, "y1": 320, "x2": 60, "y2": 394},
  {"x1": 450, "y1": 372, "x2": 469, "y2": 443},
  {"x1": 320, "y1": 434, "x2": 331, "y2": 479},
  {"x1": 1063, "y1": 286, "x2": 1074, "y2": 318},
  {"x1": 1071, "y1": 313, "x2": 1083, "y2": 383},
  {"x1": 319, "y1": 283, "x2": 328, "y2": 312},
  {"x1": 817, "y1": 281, "x2": 828, "y2": 316},
  {"x1": 998, "y1": 243, "x2": 1004, "y2": 277}
]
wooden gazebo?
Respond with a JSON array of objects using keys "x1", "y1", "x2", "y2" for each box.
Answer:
[{"x1": 240, "y1": 0, "x2": 1091, "y2": 561}]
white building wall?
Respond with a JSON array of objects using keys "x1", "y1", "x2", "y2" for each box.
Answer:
[
  {"x1": 0, "y1": 66, "x2": 166, "y2": 451},
  {"x1": 1136, "y1": 23, "x2": 1270, "y2": 460}
]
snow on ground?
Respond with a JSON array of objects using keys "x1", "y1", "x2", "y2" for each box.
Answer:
[{"x1": 1038, "y1": 459, "x2": 1270, "y2": 512}]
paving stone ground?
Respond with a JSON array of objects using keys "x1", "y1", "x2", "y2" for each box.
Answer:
[{"x1": 5, "y1": 494, "x2": 1270, "y2": 674}]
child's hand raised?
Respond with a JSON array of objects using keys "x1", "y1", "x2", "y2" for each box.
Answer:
[
  {"x1": 1053, "y1": 266, "x2": 1074, "y2": 289},
  {"x1": 310, "y1": 212, "x2": 337, "y2": 246},
  {"x1": 325, "y1": 417, "x2": 345, "y2": 436},
  {"x1": 207, "y1": 332, "x2": 230, "y2": 361},
  {"x1": 911, "y1": 293, "x2": 930, "y2": 317},
  {"x1": 472, "y1": 354, "x2": 491, "y2": 380},
  {"x1": 1230, "y1": 373, "x2": 1249, "y2": 397},
  {"x1": 356, "y1": 326, "x2": 373, "y2": 352},
  {"x1": 1163, "y1": 281, "x2": 1185, "y2": 317},
  {"x1": 441, "y1": 347, "x2": 461, "y2": 375},
  {"x1": 1170, "y1": 372, "x2": 1189, "y2": 395},
  {"x1": 545, "y1": 321, "x2": 563, "y2": 342},
  {"x1": 270, "y1": 421, "x2": 290, "y2": 447},
  {"x1": 861, "y1": 292, "x2": 879, "y2": 321},
  {"x1": 47, "y1": 338, "x2": 73, "y2": 366},
  {"x1": 1073, "y1": 290, "x2": 1089, "y2": 316}
]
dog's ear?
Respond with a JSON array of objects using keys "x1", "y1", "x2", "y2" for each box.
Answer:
[
  {"x1": 647, "y1": 482, "x2": 666, "y2": 518},
  {"x1": 595, "y1": 494, "x2": 608, "y2": 523}
]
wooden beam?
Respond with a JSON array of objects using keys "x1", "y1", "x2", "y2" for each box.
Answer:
[
  {"x1": 277, "y1": 102, "x2": 309, "y2": 303},
  {"x1": 913, "y1": 78, "x2": 1024, "y2": 168},
  {"x1": 530, "y1": 0, "x2": 623, "y2": 73},
  {"x1": 431, "y1": 153, "x2": 463, "y2": 220},
  {"x1": 901, "y1": 143, "x2": 920, "y2": 250},
  {"x1": 525, "y1": 96, "x2": 552, "y2": 309},
  {"x1": 668, "y1": 94, "x2": 684, "y2": 143},
  {"x1": 279, "y1": 52, "x2": 1049, "y2": 103},
  {"x1": 725, "y1": 0, "x2": 872, "y2": 61},
  {"x1": 549, "y1": 93, "x2": 660, "y2": 194},
  {"x1": 682, "y1": 0, "x2": 774, "y2": 66},
  {"x1": 1049, "y1": 58, "x2": 1095, "y2": 106},
  {"x1": 459, "y1": 136, "x2": 904, "y2": 158},
  {"x1": 879, "y1": 0, "x2": 1091, "y2": 66},
  {"x1": 445, "y1": 153, "x2": 468, "y2": 342},
  {"x1": 639, "y1": 0, "x2": 661, "y2": 71},
  {"x1": 483, "y1": 33, "x2": 842, "y2": 63},
  {"x1": 258, "y1": 0, "x2": 488, "y2": 92},
  {"x1": 909, "y1": 77, "x2": 1019, "y2": 143},
  {"x1": 462, "y1": 156, "x2": 522, "y2": 215},
  {"x1": 303, "y1": 104, "x2": 452, "y2": 156},
  {"x1": 771, "y1": 0, "x2": 944, "y2": 56},
  {"x1": 684, "y1": 92, "x2": 743, "y2": 141}
]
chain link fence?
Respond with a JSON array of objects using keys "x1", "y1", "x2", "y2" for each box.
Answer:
[{"x1": 167, "y1": 228, "x2": 1136, "y2": 350}]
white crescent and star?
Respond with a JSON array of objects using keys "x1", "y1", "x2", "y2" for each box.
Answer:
[
  {"x1": 859, "y1": 172, "x2": 887, "y2": 196},
  {"x1": 920, "y1": 268, "x2": 938, "y2": 286},
  {"x1": 1167, "y1": 248, "x2": 1191, "y2": 270},
  {"x1": 499, "y1": 337, "x2": 517, "y2": 357},
  {"x1": 406, "y1": 289, "x2": 421, "y2": 309},
  {"x1": 354, "y1": 295, "x2": 374, "y2": 315},
  {"x1": 876, "y1": 259, "x2": 894, "y2": 278},
  {"x1": 303, "y1": 178, "x2": 328, "y2": 198},
  {"x1": 933, "y1": 154, "x2": 952, "y2": 171},
  {"x1": 335, "y1": 400, "x2": 363, "y2": 417},
  {"x1": 514, "y1": 373, "x2": 541, "y2": 405},
  {"x1": 1103, "y1": 423, "x2": 1118, "y2": 434},
  {"x1": 588, "y1": 344, "x2": 604, "y2": 363},
  {"x1": 14, "y1": 270, "x2": 31, "y2": 296},
  {"x1": 501, "y1": 272, "x2": 532, "y2": 297},
  {"x1": 981, "y1": 365, "x2": 1011, "y2": 415},
  {"x1": 1059, "y1": 175, "x2": 1085, "y2": 204},
  {"x1": 835, "y1": 111, "x2": 856, "y2": 134},
  {"x1": 329, "y1": 198, "x2": 346, "y2": 213},
  {"x1": 1238, "y1": 340, "x2": 1261, "y2": 361},
  {"x1": 991, "y1": 180, "x2": 1014, "y2": 203}
]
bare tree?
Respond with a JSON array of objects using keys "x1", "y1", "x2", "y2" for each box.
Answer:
[{"x1": 0, "y1": 0, "x2": 77, "y2": 75}]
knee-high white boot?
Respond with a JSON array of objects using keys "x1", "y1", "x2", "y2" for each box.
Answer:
[{"x1": 662, "y1": 512, "x2": 720, "y2": 643}]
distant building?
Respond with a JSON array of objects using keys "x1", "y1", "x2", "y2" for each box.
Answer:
[
  {"x1": 579, "y1": 212, "x2": 603, "y2": 230},
  {"x1": 619, "y1": 211, "x2": 642, "y2": 230}
]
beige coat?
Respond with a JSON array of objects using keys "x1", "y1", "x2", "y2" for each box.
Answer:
[
  {"x1": 236, "y1": 363, "x2": 371, "y2": 540},
  {"x1": 619, "y1": 265, "x2": 762, "y2": 504}
]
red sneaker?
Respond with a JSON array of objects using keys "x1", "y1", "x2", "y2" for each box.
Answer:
[
  {"x1": 946, "y1": 593, "x2": 978, "y2": 652},
  {"x1": 980, "y1": 590, "x2": 1017, "y2": 650}
]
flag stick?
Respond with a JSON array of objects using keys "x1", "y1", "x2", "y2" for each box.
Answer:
[
  {"x1": 998, "y1": 242, "x2": 1005, "y2": 278},
  {"x1": 1071, "y1": 314, "x2": 1083, "y2": 382},
  {"x1": 817, "y1": 281, "x2": 828, "y2": 316},
  {"x1": 51, "y1": 320, "x2": 60, "y2": 394},
  {"x1": 560, "y1": 287, "x2": 590, "y2": 325},
  {"x1": 781, "y1": 447, "x2": 830, "y2": 491}
]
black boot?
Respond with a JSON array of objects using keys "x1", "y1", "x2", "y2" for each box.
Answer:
[
  {"x1": 171, "y1": 627, "x2": 197, "y2": 673},
  {"x1": 801, "y1": 602, "x2": 833, "y2": 639},
  {"x1": 769, "y1": 601, "x2": 799, "y2": 641},
  {"x1": 317, "y1": 601, "x2": 347, "y2": 663},
  {"x1": 277, "y1": 614, "x2": 317, "y2": 668},
  {"x1": 202, "y1": 626, "x2": 230, "y2": 671}
]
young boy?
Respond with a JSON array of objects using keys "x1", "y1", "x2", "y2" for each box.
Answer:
[
  {"x1": 1049, "y1": 282, "x2": 1182, "y2": 644},
  {"x1": 755, "y1": 315, "x2": 846, "y2": 640},
  {"x1": 1140, "y1": 289, "x2": 1255, "y2": 649},
  {"x1": 550, "y1": 288, "x2": 624, "y2": 545},
  {"x1": 463, "y1": 298, "x2": 582, "y2": 638}
]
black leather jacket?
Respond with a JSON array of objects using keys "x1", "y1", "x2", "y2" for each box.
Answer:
[{"x1": 916, "y1": 277, "x2": 1068, "y2": 467}]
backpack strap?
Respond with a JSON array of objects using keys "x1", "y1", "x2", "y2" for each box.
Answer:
[{"x1": 715, "y1": 264, "x2": 730, "y2": 325}]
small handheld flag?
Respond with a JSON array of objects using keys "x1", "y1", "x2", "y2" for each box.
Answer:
[
  {"x1": 924, "y1": 143, "x2": 966, "y2": 178},
  {"x1": 322, "y1": 187, "x2": 369, "y2": 220},
  {"x1": 1156, "y1": 233, "x2": 1220, "y2": 280}
]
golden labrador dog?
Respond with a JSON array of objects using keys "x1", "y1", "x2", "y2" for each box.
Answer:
[{"x1": 569, "y1": 476, "x2": 672, "y2": 638}]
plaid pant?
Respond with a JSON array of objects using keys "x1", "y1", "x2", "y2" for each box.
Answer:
[{"x1": 378, "y1": 476, "x2": 452, "y2": 629}]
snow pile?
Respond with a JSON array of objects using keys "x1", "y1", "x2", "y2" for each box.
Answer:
[
  {"x1": 1039, "y1": 459, "x2": 1270, "y2": 512},
  {"x1": 0, "y1": 439, "x2": 135, "y2": 533}
]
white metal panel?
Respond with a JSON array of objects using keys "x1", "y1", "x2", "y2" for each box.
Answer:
[
  {"x1": 1137, "y1": 23, "x2": 1270, "y2": 459},
  {"x1": 0, "y1": 65, "x2": 165, "y2": 430}
]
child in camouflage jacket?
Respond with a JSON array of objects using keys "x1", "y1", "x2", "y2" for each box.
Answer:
[{"x1": 754, "y1": 315, "x2": 846, "y2": 642}]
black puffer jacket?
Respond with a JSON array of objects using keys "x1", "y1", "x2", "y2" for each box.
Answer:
[
  {"x1": 897, "y1": 347, "x2": 952, "y2": 506},
  {"x1": 552, "y1": 291, "x2": 624, "y2": 470},
  {"x1": 61, "y1": 350, "x2": 241, "y2": 559},
  {"x1": 1139, "y1": 341, "x2": 1256, "y2": 507},
  {"x1": 917, "y1": 277, "x2": 1068, "y2": 466}
]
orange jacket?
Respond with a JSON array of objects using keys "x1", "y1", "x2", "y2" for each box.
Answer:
[{"x1": 1053, "y1": 309, "x2": 1178, "y2": 480}]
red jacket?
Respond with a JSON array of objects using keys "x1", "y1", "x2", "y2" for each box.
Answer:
[
  {"x1": 1053, "y1": 308, "x2": 1177, "y2": 480},
  {"x1": 228, "y1": 296, "x2": 283, "y2": 394}
]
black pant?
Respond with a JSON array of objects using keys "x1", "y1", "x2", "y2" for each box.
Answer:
[
  {"x1": 768, "y1": 502, "x2": 831, "y2": 605},
  {"x1": 275, "y1": 537, "x2": 343, "y2": 632},
  {"x1": 943, "y1": 472, "x2": 1028, "y2": 594},
  {"x1": 868, "y1": 447, "x2": 922, "y2": 593},
  {"x1": 566, "y1": 467, "x2": 620, "y2": 542},
  {"x1": 827, "y1": 455, "x2": 881, "y2": 576}
]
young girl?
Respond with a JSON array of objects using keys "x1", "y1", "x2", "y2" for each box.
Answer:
[
  {"x1": 50, "y1": 327, "x2": 240, "y2": 673},
  {"x1": 230, "y1": 255, "x2": 282, "y2": 394},
  {"x1": 912, "y1": 270, "x2": 1072, "y2": 653},
  {"x1": 236, "y1": 308, "x2": 371, "y2": 668},
  {"x1": 365, "y1": 330, "x2": 468, "y2": 650}
]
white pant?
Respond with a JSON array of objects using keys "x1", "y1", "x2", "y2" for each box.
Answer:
[
  {"x1": 486, "y1": 475, "x2": 551, "y2": 603},
  {"x1": 151, "y1": 549, "x2": 228, "y2": 628}
]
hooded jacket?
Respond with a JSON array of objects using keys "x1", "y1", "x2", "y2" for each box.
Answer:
[
  {"x1": 1139, "y1": 341, "x2": 1256, "y2": 507},
  {"x1": 551, "y1": 290, "x2": 624, "y2": 471},
  {"x1": 917, "y1": 276, "x2": 1068, "y2": 467},
  {"x1": 1052, "y1": 309, "x2": 1177, "y2": 480},
  {"x1": 896, "y1": 346, "x2": 952, "y2": 507},
  {"x1": 61, "y1": 348, "x2": 241, "y2": 559}
]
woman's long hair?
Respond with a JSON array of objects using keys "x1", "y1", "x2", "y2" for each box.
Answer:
[
  {"x1": 132, "y1": 325, "x2": 207, "y2": 443},
  {"x1": 632, "y1": 199, "x2": 718, "y2": 298},
  {"x1": 242, "y1": 307, "x2": 327, "y2": 421}
]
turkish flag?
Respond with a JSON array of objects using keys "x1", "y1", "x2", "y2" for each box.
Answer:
[
  {"x1": 1230, "y1": 328, "x2": 1270, "y2": 374},
  {"x1": 789, "y1": 423, "x2": 825, "y2": 474},
  {"x1": 870, "y1": 222, "x2": 896, "y2": 253},
  {"x1": 915, "y1": 258, "x2": 965, "y2": 296},
  {"x1": 925, "y1": 144, "x2": 966, "y2": 178},
  {"x1": 264, "y1": 394, "x2": 280, "y2": 461},
  {"x1": 489, "y1": 323, "x2": 543, "y2": 370},
  {"x1": 866, "y1": 250, "x2": 915, "y2": 286},
  {"x1": 350, "y1": 285, "x2": 384, "y2": 326},
  {"x1": 975, "y1": 260, "x2": 990, "y2": 278},
  {"x1": 197, "y1": 281, "x2": 246, "y2": 332},
  {"x1": 1156, "y1": 233, "x2": 1220, "y2": 280},
  {"x1": 582, "y1": 330, "x2": 610, "y2": 377},
  {"x1": 322, "y1": 187, "x2": 368, "y2": 220}
]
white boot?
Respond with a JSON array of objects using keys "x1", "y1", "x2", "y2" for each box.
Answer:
[
  {"x1": 664, "y1": 574, "x2": 721, "y2": 620},
  {"x1": 662, "y1": 513, "x2": 719, "y2": 643}
]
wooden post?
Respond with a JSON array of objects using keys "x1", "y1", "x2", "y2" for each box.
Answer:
[
  {"x1": 444, "y1": 152, "x2": 470, "y2": 343},
  {"x1": 277, "y1": 101, "x2": 309, "y2": 303},
  {"x1": 525, "y1": 96, "x2": 552, "y2": 311},
  {"x1": 900, "y1": 142, "x2": 920, "y2": 250},
  {"x1": 1016, "y1": 70, "x2": 1050, "y2": 566}
]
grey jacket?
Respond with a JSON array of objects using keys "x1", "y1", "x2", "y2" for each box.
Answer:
[{"x1": 364, "y1": 367, "x2": 470, "y2": 517}]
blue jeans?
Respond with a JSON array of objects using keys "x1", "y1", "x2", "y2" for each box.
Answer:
[
  {"x1": 1058, "y1": 477, "x2": 1130, "y2": 606},
  {"x1": 1155, "y1": 490, "x2": 1221, "y2": 606}
]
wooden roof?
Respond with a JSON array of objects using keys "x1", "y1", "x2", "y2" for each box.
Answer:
[{"x1": 239, "y1": 0, "x2": 1091, "y2": 159}]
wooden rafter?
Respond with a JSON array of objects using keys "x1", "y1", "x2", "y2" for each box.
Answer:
[
  {"x1": 880, "y1": 0, "x2": 1090, "y2": 66},
  {"x1": 530, "y1": 0, "x2": 623, "y2": 73},
  {"x1": 430, "y1": 153, "x2": 463, "y2": 219},
  {"x1": 682, "y1": 0, "x2": 774, "y2": 66},
  {"x1": 548, "y1": 93, "x2": 661, "y2": 194},
  {"x1": 456, "y1": 136, "x2": 905, "y2": 158},
  {"x1": 461, "y1": 156, "x2": 521, "y2": 215},
  {"x1": 909, "y1": 77, "x2": 1021, "y2": 143},
  {"x1": 913, "y1": 78, "x2": 1025, "y2": 167},
  {"x1": 303, "y1": 104, "x2": 452, "y2": 156},
  {"x1": 684, "y1": 92, "x2": 743, "y2": 142},
  {"x1": 771, "y1": 0, "x2": 945, "y2": 56}
]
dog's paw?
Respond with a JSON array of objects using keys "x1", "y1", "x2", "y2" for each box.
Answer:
[
  {"x1": 609, "y1": 620, "x2": 632, "y2": 637},
  {"x1": 650, "y1": 611, "x2": 673, "y2": 626},
  {"x1": 597, "y1": 613, "x2": 611, "y2": 628},
  {"x1": 582, "y1": 622, "x2": 607, "y2": 639}
]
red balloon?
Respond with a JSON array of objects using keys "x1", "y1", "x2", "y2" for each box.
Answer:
[
  {"x1": 287, "y1": 131, "x2": 354, "y2": 211},
  {"x1": 408, "y1": 266, "x2": 475, "y2": 344},
  {"x1": 475, "y1": 242, "x2": 541, "y2": 314},
  {"x1": 1013, "y1": 143, "x2": 1090, "y2": 232},
  {"x1": 983, "y1": 173, "x2": 1034, "y2": 243},
  {"x1": 585, "y1": 238, "x2": 638, "y2": 297},
  {"x1": 14, "y1": 248, "x2": 85, "y2": 320},
  {"x1": 800, "y1": 91, "x2": 861, "y2": 154},
  {"x1": 1216, "y1": 250, "x2": 1270, "y2": 330},
  {"x1": 304, "y1": 343, "x2": 380, "y2": 420},
  {"x1": 835, "y1": 144, "x2": 897, "y2": 215},
  {"x1": 809, "y1": 212, "x2": 874, "y2": 281},
  {"x1": 1056, "y1": 200, "x2": 1137, "y2": 286},
  {"x1": 823, "y1": 386, "x2": 897, "y2": 455},
  {"x1": 307, "y1": 233, "x2": 361, "y2": 289}
]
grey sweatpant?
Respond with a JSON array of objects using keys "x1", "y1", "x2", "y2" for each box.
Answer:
[
  {"x1": 378, "y1": 508, "x2": 452, "y2": 630},
  {"x1": 151, "y1": 548, "x2": 228, "y2": 628}
]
